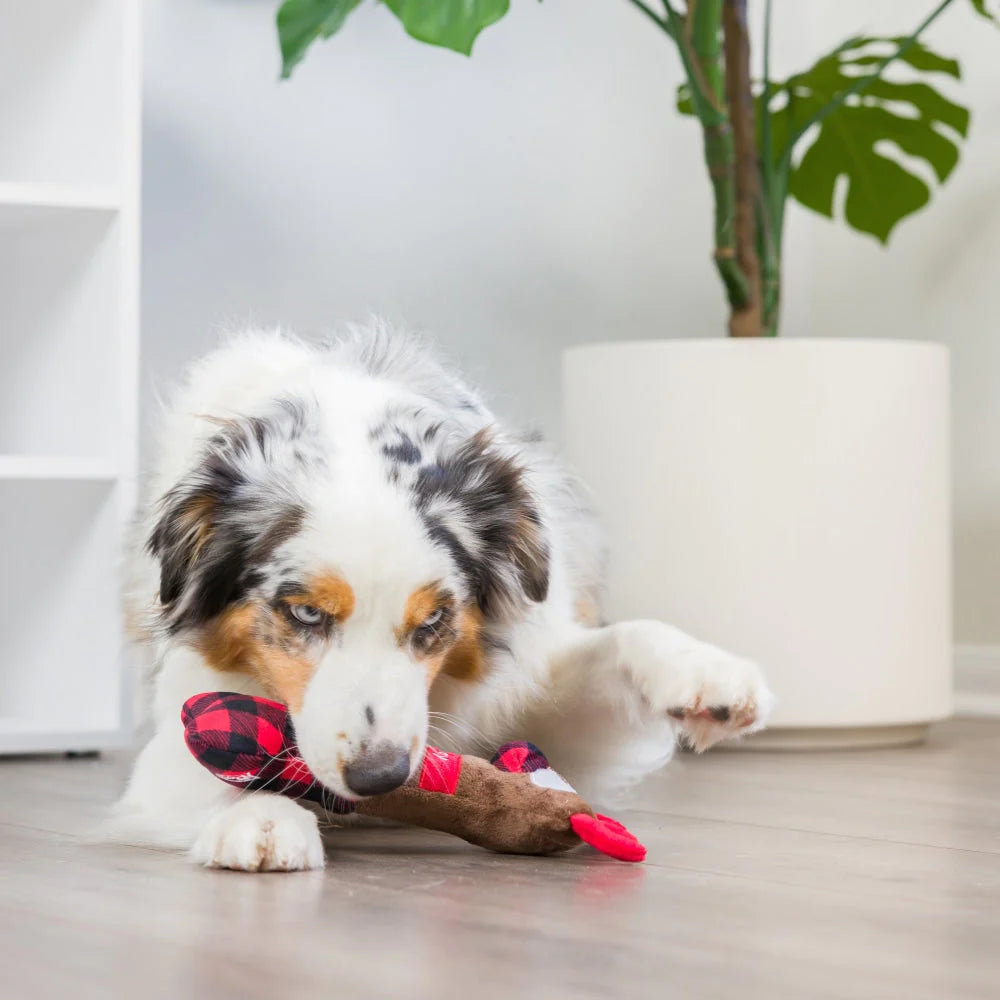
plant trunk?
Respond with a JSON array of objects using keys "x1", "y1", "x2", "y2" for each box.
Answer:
[
  {"x1": 722, "y1": 0, "x2": 763, "y2": 337},
  {"x1": 689, "y1": 1, "x2": 749, "y2": 310}
]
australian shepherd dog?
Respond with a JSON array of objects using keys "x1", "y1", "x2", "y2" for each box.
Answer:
[{"x1": 113, "y1": 321, "x2": 772, "y2": 870}]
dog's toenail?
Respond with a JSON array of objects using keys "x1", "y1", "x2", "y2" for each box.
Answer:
[
  {"x1": 667, "y1": 708, "x2": 686, "y2": 720},
  {"x1": 709, "y1": 706, "x2": 731, "y2": 722}
]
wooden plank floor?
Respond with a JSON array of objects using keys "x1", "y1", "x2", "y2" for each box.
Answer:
[{"x1": 2, "y1": 719, "x2": 999, "y2": 1000}]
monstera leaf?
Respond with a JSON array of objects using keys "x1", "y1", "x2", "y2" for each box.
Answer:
[
  {"x1": 278, "y1": 0, "x2": 363, "y2": 78},
  {"x1": 774, "y1": 37, "x2": 969, "y2": 243},
  {"x1": 678, "y1": 36, "x2": 970, "y2": 244},
  {"x1": 970, "y1": 0, "x2": 999, "y2": 23},
  {"x1": 382, "y1": 0, "x2": 510, "y2": 54},
  {"x1": 277, "y1": 0, "x2": 510, "y2": 77}
]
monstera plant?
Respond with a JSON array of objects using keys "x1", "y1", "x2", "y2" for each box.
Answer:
[{"x1": 275, "y1": 0, "x2": 996, "y2": 336}]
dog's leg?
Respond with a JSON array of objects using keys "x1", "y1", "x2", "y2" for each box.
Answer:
[
  {"x1": 521, "y1": 620, "x2": 773, "y2": 801},
  {"x1": 109, "y1": 645, "x2": 324, "y2": 872},
  {"x1": 559, "y1": 620, "x2": 774, "y2": 749}
]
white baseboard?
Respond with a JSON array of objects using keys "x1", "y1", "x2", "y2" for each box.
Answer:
[{"x1": 954, "y1": 645, "x2": 1000, "y2": 718}]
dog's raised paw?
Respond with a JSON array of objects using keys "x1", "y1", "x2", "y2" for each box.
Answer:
[
  {"x1": 616, "y1": 620, "x2": 775, "y2": 752},
  {"x1": 666, "y1": 694, "x2": 768, "y2": 752}
]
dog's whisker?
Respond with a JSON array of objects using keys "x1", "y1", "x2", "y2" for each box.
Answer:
[
  {"x1": 426, "y1": 724, "x2": 464, "y2": 754},
  {"x1": 428, "y1": 711, "x2": 492, "y2": 745},
  {"x1": 428, "y1": 711, "x2": 495, "y2": 753}
]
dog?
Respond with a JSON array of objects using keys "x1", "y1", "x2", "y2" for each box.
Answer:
[{"x1": 113, "y1": 320, "x2": 773, "y2": 870}]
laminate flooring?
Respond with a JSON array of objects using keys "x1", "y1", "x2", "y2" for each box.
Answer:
[{"x1": 2, "y1": 719, "x2": 998, "y2": 999}]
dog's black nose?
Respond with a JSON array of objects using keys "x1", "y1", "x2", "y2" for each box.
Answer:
[{"x1": 343, "y1": 742, "x2": 411, "y2": 797}]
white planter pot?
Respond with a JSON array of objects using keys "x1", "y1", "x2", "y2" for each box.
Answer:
[{"x1": 563, "y1": 339, "x2": 951, "y2": 749}]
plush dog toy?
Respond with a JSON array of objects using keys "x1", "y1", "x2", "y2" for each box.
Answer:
[{"x1": 182, "y1": 692, "x2": 645, "y2": 863}]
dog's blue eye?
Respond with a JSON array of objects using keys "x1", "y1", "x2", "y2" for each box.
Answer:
[
  {"x1": 289, "y1": 604, "x2": 324, "y2": 627},
  {"x1": 412, "y1": 608, "x2": 448, "y2": 648}
]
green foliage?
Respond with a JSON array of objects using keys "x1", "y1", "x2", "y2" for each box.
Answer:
[
  {"x1": 679, "y1": 37, "x2": 970, "y2": 244},
  {"x1": 278, "y1": 0, "x2": 362, "y2": 78},
  {"x1": 382, "y1": 0, "x2": 510, "y2": 55},
  {"x1": 970, "y1": 0, "x2": 999, "y2": 23},
  {"x1": 273, "y1": 0, "x2": 992, "y2": 334},
  {"x1": 773, "y1": 37, "x2": 969, "y2": 244},
  {"x1": 277, "y1": 0, "x2": 511, "y2": 77}
]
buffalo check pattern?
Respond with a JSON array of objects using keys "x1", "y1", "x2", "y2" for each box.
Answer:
[
  {"x1": 181, "y1": 691, "x2": 356, "y2": 813},
  {"x1": 491, "y1": 741, "x2": 550, "y2": 775}
]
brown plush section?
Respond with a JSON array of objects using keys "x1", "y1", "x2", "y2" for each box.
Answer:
[{"x1": 355, "y1": 755, "x2": 593, "y2": 856}]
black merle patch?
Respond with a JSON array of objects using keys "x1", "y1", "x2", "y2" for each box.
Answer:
[
  {"x1": 370, "y1": 414, "x2": 428, "y2": 470},
  {"x1": 148, "y1": 401, "x2": 311, "y2": 632},
  {"x1": 382, "y1": 437, "x2": 421, "y2": 465},
  {"x1": 410, "y1": 429, "x2": 550, "y2": 617}
]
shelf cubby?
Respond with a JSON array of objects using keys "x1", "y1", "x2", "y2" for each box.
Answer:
[
  {"x1": 0, "y1": 0, "x2": 123, "y2": 189},
  {"x1": 0, "y1": 0, "x2": 138, "y2": 753},
  {"x1": 0, "y1": 479, "x2": 126, "y2": 752},
  {"x1": 0, "y1": 208, "x2": 120, "y2": 459}
]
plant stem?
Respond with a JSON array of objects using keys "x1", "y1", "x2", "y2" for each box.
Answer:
[
  {"x1": 623, "y1": 0, "x2": 675, "y2": 36},
  {"x1": 721, "y1": 0, "x2": 763, "y2": 337},
  {"x1": 758, "y1": 193, "x2": 780, "y2": 336},
  {"x1": 690, "y1": 0, "x2": 726, "y2": 112},
  {"x1": 662, "y1": 4, "x2": 712, "y2": 119},
  {"x1": 760, "y1": 0, "x2": 780, "y2": 335},
  {"x1": 685, "y1": 0, "x2": 749, "y2": 310},
  {"x1": 760, "y1": 0, "x2": 777, "y2": 233}
]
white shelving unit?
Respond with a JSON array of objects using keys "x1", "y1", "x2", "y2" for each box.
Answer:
[{"x1": 0, "y1": 0, "x2": 139, "y2": 753}]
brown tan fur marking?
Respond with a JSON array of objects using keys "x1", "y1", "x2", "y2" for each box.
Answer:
[
  {"x1": 198, "y1": 602, "x2": 317, "y2": 713},
  {"x1": 395, "y1": 582, "x2": 445, "y2": 643},
  {"x1": 285, "y1": 573, "x2": 356, "y2": 621},
  {"x1": 396, "y1": 583, "x2": 482, "y2": 686},
  {"x1": 198, "y1": 603, "x2": 260, "y2": 674},
  {"x1": 440, "y1": 606, "x2": 486, "y2": 683},
  {"x1": 180, "y1": 493, "x2": 215, "y2": 562}
]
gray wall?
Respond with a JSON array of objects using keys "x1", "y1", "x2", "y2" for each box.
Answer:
[
  {"x1": 143, "y1": 0, "x2": 1000, "y2": 641},
  {"x1": 143, "y1": 0, "x2": 724, "y2": 437}
]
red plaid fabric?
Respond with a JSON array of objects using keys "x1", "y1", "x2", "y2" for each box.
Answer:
[
  {"x1": 491, "y1": 741, "x2": 550, "y2": 775},
  {"x1": 181, "y1": 691, "x2": 355, "y2": 813}
]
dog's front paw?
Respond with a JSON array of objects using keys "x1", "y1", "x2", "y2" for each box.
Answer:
[
  {"x1": 191, "y1": 794, "x2": 325, "y2": 872},
  {"x1": 616, "y1": 621, "x2": 774, "y2": 752}
]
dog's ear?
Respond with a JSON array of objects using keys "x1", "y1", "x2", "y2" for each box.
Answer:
[
  {"x1": 414, "y1": 429, "x2": 550, "y2": 618},
  {"x1": 147, "y1": 407, "x2": 307, "y2": 631}
]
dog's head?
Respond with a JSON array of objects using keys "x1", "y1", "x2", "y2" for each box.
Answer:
[{"x1": 148, "y1": 397, "x2": 549, "y2": 800}]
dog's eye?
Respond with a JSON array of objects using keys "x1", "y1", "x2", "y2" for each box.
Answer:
[
  {"x1": 421, "y1": 608, "x2": 445, "y2": 631},
  {"x1": 288, "y1": 604, "x2": 325, "y2": 627},
  {"x1": 412, "y1": 607, "x2": 449, "y2": 650}
]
